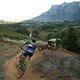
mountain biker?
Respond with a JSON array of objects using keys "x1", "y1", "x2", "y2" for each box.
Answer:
[
  {"x1": 19, "y1": 39, "x2": 36, "y2": 62},
  {"x1": 48, "y1": 38, "x2": 60, "y2": 49},
  {"x1": 17, "y1": 39, "x2": 36, "y2": 78},
  {"x1": 48, "y1": 38, "x2": 56, "y2": 47}
]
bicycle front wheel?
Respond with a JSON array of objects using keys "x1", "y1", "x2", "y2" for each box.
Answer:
[{"x1": 17, "y1": 59, "x2": 27, "y2": 78}]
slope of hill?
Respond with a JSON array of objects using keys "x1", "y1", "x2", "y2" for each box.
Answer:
[
  {"x1": 3, "y1": 48, "x2": 80, "y2": 80},
  {"x1": 0, "y1": 41, "x2": 20, "y2": 80},
  {"x1": 32, "y1": 1, "x2": 80, "y2": 22},
  {"x1": 0, "y1": 24, "x2": 29, "y2": 40}
]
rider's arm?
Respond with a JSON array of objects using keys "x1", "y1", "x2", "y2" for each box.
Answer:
[{"x1": 20, "y1": 42, "x2": 29, "y2": 51}]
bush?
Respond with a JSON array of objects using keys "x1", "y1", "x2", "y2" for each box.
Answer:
[
  {"x1": 32, "y1": 50, "x2": 80, "y2": 80},
  {"x1": 61, "y1": 27, "x2": 79, "y2": 53}
]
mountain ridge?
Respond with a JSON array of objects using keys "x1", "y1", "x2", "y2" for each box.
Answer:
[{"x1": 31, "y1": 1, "x2": 80, "y2": 22}]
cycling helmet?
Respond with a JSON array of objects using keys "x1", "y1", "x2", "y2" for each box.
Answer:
[{"x1": 32, "y1": 39, "x2": 36, "y2": 43}]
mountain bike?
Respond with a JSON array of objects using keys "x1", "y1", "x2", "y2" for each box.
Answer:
[{"x1": 16, "y1": 47, "x2": 28, "y2": 79}]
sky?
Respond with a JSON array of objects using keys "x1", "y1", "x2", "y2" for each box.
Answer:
[{"x1": 0, "y1": 0, "x2": 80, "y2": 22}]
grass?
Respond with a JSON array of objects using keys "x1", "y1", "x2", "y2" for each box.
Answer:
[{"x1": 0, "y1": 26, "x2": 29, "y2": 40}]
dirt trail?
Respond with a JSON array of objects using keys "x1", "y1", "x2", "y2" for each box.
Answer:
[
  {"x1": 3, "y1": 48, "x2": 72, "y2": 80},
  {"x1": 3, "y1": 49, "x2": 41, "y2": 80}
]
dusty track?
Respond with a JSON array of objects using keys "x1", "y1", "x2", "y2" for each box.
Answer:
[{"x1": 3, "y1": 49, "x2": 41, "y2": 80}]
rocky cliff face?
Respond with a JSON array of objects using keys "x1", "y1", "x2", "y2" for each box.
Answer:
[{"x1": 32, "y1": 2, "x2": 80, "y2": 22}]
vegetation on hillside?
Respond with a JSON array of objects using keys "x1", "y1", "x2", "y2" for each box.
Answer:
[
  {"x1": 0, "y1": 21, "x2": 80, "y2": 53},
  {"x1": 32, "y1": 50, "x2": 80, "y2": 80},
  {"x1": 0, "y1": 26, "x2": 29, "y2": 40}
]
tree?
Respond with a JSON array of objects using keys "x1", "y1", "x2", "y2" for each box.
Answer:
[
  {"x1": 16, "y1": 28, "x2": 30, "y2": 36},
  {"x1": 0, "y1": 33, "x2": 3, "y2": 41},
  {"x1": 32, "y1": 30, "x2": 39, "y2": 38},
  {"x1": 67, "y1": 27, "x2": 78, "y2": 52},
  {"x1": 47, "y1": 33, "x2": 54, "y2": 40},
  {"x1": 62, "y1": 26, "x2": 79, "y2": 52}
]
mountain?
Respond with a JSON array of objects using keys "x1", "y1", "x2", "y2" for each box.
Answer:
[
  {"x1": 0, "y1": 20, "x2": 14, "y2": 24},
  {"x1": 32, "y1": 1, "x2": 80, "y2": 22}
]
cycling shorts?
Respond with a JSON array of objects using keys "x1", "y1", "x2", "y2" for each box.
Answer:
[{"x1": 22, "y1": 47, "x2": 35, "y2": 57}]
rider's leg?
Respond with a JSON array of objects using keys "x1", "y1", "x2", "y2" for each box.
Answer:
[
  {"x1": 18, "y1": 52, "x2": 27, "y2": 65},
  {"x1": 25, "y1": 55, "x2": 31, "y2": 62}
]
